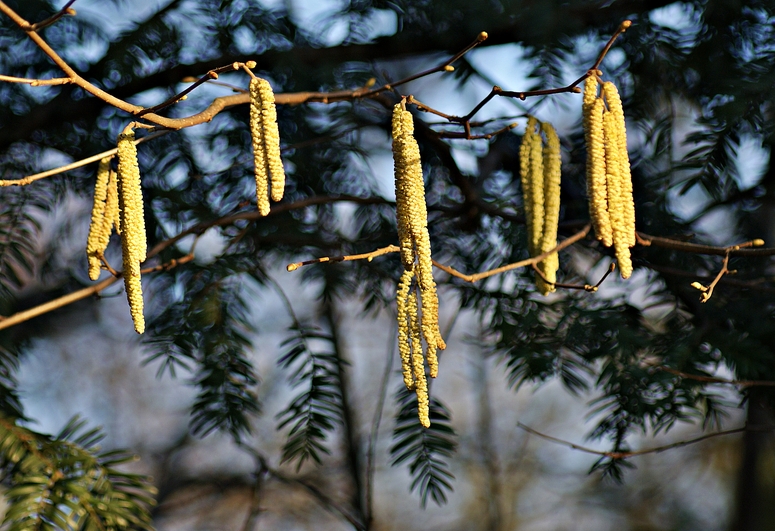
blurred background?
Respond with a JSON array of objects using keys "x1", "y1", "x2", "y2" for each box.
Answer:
[{"x1": 1, "y1": 0, "x2": 774, "y2": 530}]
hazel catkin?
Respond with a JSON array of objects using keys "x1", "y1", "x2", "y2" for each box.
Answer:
[
  {"x1": 538, "y1": 122, "x2": 562, "y2": 295},
  {"x1": 391, "y1": 103, "x2": 445, "y2": 426},
  {"x1": 86, "y1": 157, "x2": 112, "y2": 281},
  {"x1": 116, "y1": 130, "x2": 146, "y2": 334}
]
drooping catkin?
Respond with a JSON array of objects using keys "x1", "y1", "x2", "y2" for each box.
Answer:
[
  {"x1": 257, "y1": 78, "x2": 286, "y2": 203},
  {"x1": 86, "y1": 157, "x2": 112, "y2": 281},
  {"x1": 392, "y1": 103, "x2": 445, "y2": 425},
  {"x1": 520, "y1": 117, "x2": 545, "y2": 257},
  {"x1": 106, "y1": 169, "x2": 120, "y2": 236},
  {"x1": 602, "y1": 81, "x2": 635, "y2": 249},
  {"x1": 583, "y1": 80, "x2": 612, "y2": 247},
  {"x1": 397, "y1": 268, "x2": 414, "y2": 390},
  {"x1": 393, "y1": 108, "x2": 416, "y2": 270},
  {"x1": 407, "y1": 281, "x2": 430, "y2": 428},
  {"x1": 250, "y1": 78, "x2": 271, "y2": 216},
  {"x1": 538, "y1": 122, "x2": 562, "y2": 295},
  {"x1": 117, "y1": 130, "x2": 146, "y2": 334},
  {"x1": 603, "y1": 110, "x2": 633, "y2": 279}
]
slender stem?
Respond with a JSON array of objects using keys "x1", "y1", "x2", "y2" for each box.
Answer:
[{"x1": 516, "y1": 422, "x2": 755, "y2": 459}]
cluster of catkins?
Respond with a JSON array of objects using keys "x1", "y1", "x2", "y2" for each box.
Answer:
[
  {"x1": 519, "y1": 117, "x2": 562, "y2": 294},
  {"x1": 86, "y1": 130, "x2": 146, "y2": 334},
  {"x1": 392, "y1": 103, "x2": 446, "y2": 428},
  {"x1": 86, "y1": 76, "x2": 285, "y2": 335},
  {"x1": 582, "y1": 76, "x2": 636, "y2": 278}
]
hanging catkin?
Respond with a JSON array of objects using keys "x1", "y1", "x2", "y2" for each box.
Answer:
[
  {"x1": 249, "y1": 78, "x2": 285, "y2": 215},
  {"x1": 392, "y1": 103, "x2": 445, "y2": 427},
  {"x1": 117, "y1": 130, "x2": 146, "y2": 334},
  {"x1": 583, "y1": 77, "x2": 613, "y2": 247},
  {"x1": 520, "y1": 117, "x2": 562, "y2": 294},
  {"x1": 581, "y1": 77, "x2": 636, "y2": 278},
  {"x1": 538, "y1": 122, "x2": 561, "y2": 295},
  {"x1": 86, "y1": 157, "x2": 112, "y2": 281}
]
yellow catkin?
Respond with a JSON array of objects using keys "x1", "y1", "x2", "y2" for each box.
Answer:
[
  {"x1": 408, "y1": 286, "x2": 430, "y2": 428},
  {"x1": 603, "y1": 81, "x2": 635, "y2": 248},
  {"x1": 520, "y1": 117, "x2": 544, "y2": 256},
  {"x1": 392, "y1": 104, "x2": 445, "y2": 424},
  {"x1": 106, "y1": 169, "x2": 120, "y2": 236},
  {"x1": 257, "y1": 78, "x2": 286, "y2": 203},
  {"x1": 537, "y1": 122, "x2": 562, "y2": 295},
  {"x1": 86, "y1": 157, "x2": 112, "y2": 281},
  {"x1": 250, "y1": 78, "x2": 271, "y2": 216},
  {"x1": 117, "y1": 131, "x2": 146, "y2": 334},
  {"x1": 603, "y1": 110, "x2": 632, "y2": 279},
  {"x1": 392, "y1": 106, "x2": 415, "y2": 270},
  {"x1": 585, "y1": 96, "x2": 612, "y2": 247},
  {"x1": 396, "y1": 269, "x2": 414, "y2": 390}
]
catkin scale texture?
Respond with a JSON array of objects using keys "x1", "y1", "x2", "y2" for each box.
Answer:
[
  {"x1": 86, "y1": 157, "x2": 112, "y2": 281},
  {"x1": 117, "y1": 131, "x2": 146, "y2": 334},
  {"x1": 537, "y1": 122, "x2": 562, "y2": 294},
  {"x1": 583, "y1": 80, "x2": 612, "y2": 247},
  {"x1": 250, "y1": 79, "x2": 271, "y2": 216}
]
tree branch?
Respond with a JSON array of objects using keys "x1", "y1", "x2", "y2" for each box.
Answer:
[{"x1": 516, "y1": 422, "x2": 763, "y2": 460}]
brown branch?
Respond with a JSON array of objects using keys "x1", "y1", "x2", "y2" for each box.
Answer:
[
  {"x1": 0, "y1": 254, "x2": 194, "y2": 332},
  {"x1": 0, "y1": 74, "x2": 72, "y2": 86},
  {"x1": 404, "y1": 20, "x2": 632, "y2": 138},
  {"x1": 531, "y1": 261, "x2": 616, "y2": 292},
  {"x1": 0, "y1": 0, "x2": 484, "y2": 132},
  {"x1": 434, "y1": 225, "x2": 591, "y2": 283},
  {"x1": 0, "y1": 130, "x2": 170, "y2": 186},
  {"x1": 286, "y1": 245, "x2": 399, "y2": 272},
  {"x1": 653, "y1": 366, "x2": 775, "y2": 388},
  {"x1": 516, "y1": 421, "x2": 754, "y2": 460},
  {"x1": 29, "y1": 0, "x2": 77, "y2": 31},
  {"x1": 637, "y1": 233, "x2": 772, "y2": 257}
]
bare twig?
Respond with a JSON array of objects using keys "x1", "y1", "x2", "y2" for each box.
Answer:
[
  {"x1": 286, "y1": 245, "x2": 400, "y2": 272},
  {"x1": 0, "y1": 74, "x2": 72, "y2": 86},
  {"x1": 531, "y1": 261, "x2": 616, "y2": 292},
  {"x1": 0, "y1": 254, "x2": 194, "y2": 331},
  {"x1": 686, "y1": 239, "x2": 765, "y2": 302},
  {"x1": 30, "y1": 0, "x2": 77, "y2": 31},
  {"x1": 434, "y1": 225, "x2": 591, "y2": 283},
  {"x1": 516, "y1": 421, "x2": 756, "y2": 460},
  {"x1": 637, "y1": 233, "x2": 772, "y2": 257},
  {"x1": 653, "y1": 366, "x2": 775, "y2": 388},
  {"x1": 0, "y1": 130, "x2": 170, "y2": 186}
]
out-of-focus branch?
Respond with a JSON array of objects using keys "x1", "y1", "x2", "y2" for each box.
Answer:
[
  {"x1": 516, "y1": 422, "x2": 764, "y2": 460},
  {"x1": 0, "y1": 255, "x2": 194, "y2": 331},
  {"x1": 652, "y1": 366, "x2": 775, "y2": 388}
]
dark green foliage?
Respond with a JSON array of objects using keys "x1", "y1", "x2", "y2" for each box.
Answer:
[
  {"x1": 276, "y1": 324, "x2": 344, "y2": 469},
  {"x1": 390, "y1": 386, "x2": 457, "y2": 507},
  {"x1": 0, "y1": 416, "x2": 155, "y2": 531},
  {"x1": 145, "y1": 264, "x2": 260, "y2": 442}
]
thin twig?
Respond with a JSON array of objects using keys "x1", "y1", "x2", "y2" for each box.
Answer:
[
  {"x1": 653, "y1": 366, "x2": 775, "y2": 388},
  {"x1": 637, "y1": 233, "x2": 772, "y2": 257},
  {"x1": 0, "y1": 74, "x2": 72, "y2": 86},
  {"x1": 531, "y1": 261, "x2": 616, "y2": 292},
  {"x1": 516, "y1": 421, "x2": 754, "y2": 460},
  {"x1": 685, "y1": 239, "x2": 764, "y2": 302},
  {"x1": 434, "y1": 225, "x2": 591, "y2": 283},
  {"x1": 30, "y1": 0, "x2": 77, "y2": 31},
  {"x1": 0, "y1": 130, "x2": 170, "y2": 186},
  {"x1": 0, "y1": 254, "x2": 193, "y2": 331},
  {"x1": 286, "y1": 245, "x2": 400, "y2": 272}
]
